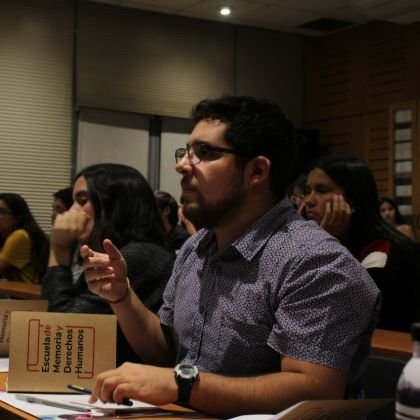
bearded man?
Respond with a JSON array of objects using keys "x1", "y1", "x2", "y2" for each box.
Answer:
[{"x1": 81, "y1": 95, "x2": 380, "y2": 418}]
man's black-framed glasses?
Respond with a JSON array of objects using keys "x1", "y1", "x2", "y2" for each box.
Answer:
[{"x1": 175, "y1": 142, "x2": 249, "y2": 165}]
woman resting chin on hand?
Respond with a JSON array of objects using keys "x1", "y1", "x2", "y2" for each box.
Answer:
[{"x1": 300, "y1": 155, "x2": 420, "y2": 333}]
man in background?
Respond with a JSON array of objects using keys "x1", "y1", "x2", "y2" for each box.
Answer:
[
  {"x1": 51, "y1": 186, "x2": 73, "y2": 225},
  {"x1": 155, "y1": 190, "x2": 190, "y2": 253}
]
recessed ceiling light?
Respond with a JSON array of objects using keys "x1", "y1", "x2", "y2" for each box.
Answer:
[{"x1": 220, "y1": 7, "x2": 231, "y2": 16}]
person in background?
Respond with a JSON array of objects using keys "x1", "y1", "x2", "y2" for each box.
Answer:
[
  {"x1": 178, "y1": 195, "x2": 197, "y2": 236},
  {"x1": 379, "y1": 196, "x2": 416, "y2": 241},
  {"x1": 302, "y1": 154, "x2": 419, "y2": 332},
  {"x1": 52, "y1": 186, "x2": 81, "y2": 281},
  {"x1": 51, "y1": 186, "x2": 73, "y2": 225},
  {"x1": 288, "y1": 173, "x2": 306, "y2": 210},
  {"x1": 0, "y1": 193, "x2": 49, "y2": 284},
  {"x1": 42, "y1": 163, "x2": 174, "y2": 365},
  {"x1": 81, "y1": 96, "x2": 379, "y2": 418},
  {"x1": 154, "y1": 190, "x2": 190, "y2": 253}
]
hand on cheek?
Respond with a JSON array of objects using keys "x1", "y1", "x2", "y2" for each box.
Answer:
[
  {"x1": 297, "y1": 201, "x2": 307, "y2": 218},
  {"x1": 320, "y1": 194, "x2": 352, "y2": 240}
]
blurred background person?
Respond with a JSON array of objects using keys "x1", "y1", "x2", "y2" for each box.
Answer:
[
  {"x1": 51, "y1": 186, "x2": 73, "y2": 225},
  {"x1": 52, "y1": 186, "x2": 80, "y2": 281},
  {"x1": 301, "y1": 154, "x2": 420, "y2": 332},
  {"x1": 379, "y1": 196, "x2": 415, "y2": 241},
  {"x1": 288, "y1": 173, "x2": 306, "y2": 210},
  {"x1": 178, "y1": 194, "x2": 197, "y2": 236},
  {"x1": 154, "y1": 190, "x2": 189, "y2": 253},
  {"x1": 42, "y1": 163, "x2": 174, "y2": 364},
  {"x1": 0, "y1": 193, "x2": 49, "y2": 284}
]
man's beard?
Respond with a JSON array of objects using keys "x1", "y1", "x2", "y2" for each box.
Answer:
[{"x1": 183, "y1": 179, "x2": 247, "y2": 230}]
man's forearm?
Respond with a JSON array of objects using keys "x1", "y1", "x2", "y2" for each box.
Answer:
[
  {"x1": 188, "y1": 365, "x2": 346, "y2": 417},
  {"x1": 111, "y1": 285, "x2": 175, "y2": 366}
]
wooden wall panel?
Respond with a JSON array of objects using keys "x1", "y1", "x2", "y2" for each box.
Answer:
[
  {"x1": 305, "y1": 21, "x2": 412, "y2": 122},
  {"x1": 304, "y1": 116, "x2": 362, "y2": 157},
  {"x1": 360, "y1": 22, "x2": 410, "y2": 113},
  {"x1": 413, "y1": 105, "x2": 420, "y2": 237},
  {"x1": 305, "y1": 112, "x2": 393, "y2": 197},
  {"x1": 407, "y1": 23, "x2": 420, "y2": 105},
  {"x1": 304, "y1": 33, "x2": 361, "y2": 121},
  {"x1": 361, "y1": 111, "x2": 391, "y2": 197}
]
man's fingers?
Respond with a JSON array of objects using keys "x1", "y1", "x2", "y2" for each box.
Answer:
[{"x1": 103, "y1": 239, "x2": 124, "y2": 260}]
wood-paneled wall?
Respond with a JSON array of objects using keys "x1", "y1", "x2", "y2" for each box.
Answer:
[{"x1": 304, "y1": 21, "x2": 420, "y2": 200}]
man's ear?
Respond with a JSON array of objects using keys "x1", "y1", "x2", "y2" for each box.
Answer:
[{"x1": 247, "y1": 156, "x2": 271, "y2": 188}]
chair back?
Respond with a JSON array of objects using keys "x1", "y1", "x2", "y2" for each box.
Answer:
[{"x1": 364, "y1": 356, "x2": 407, "y2": 420}]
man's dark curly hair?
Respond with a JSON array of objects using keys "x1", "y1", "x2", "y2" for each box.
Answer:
[{"x1": 191, "y1": 95, "x2": 297, "y2": 200}]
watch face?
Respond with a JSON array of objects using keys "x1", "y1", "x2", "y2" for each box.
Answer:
[
  {"x1": 181, "y1": 366, "x2": 195, "y2": 375},
  {"x1": 176, "y1": 363, "x2": 198, "y2": 380}
]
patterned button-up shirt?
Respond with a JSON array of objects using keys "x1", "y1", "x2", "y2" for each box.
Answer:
[{"x1": 159, "y1": 199, "x2": 380, "y2": 395}]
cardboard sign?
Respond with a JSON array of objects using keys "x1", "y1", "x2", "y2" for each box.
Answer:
[
  {"x1": 0, "y1": 300, "x2": 48, "y2": 356},
  {"x1": 8, "y1": 311, "x2": 117, "y2": 393}
]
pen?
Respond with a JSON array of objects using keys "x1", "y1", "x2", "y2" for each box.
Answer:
[
  {"x1": 67, "y1": 384, "x2": 134, "y2": 407},
  {"x1": 15, "y1": 394, "x2": 91, "y2": 412}
]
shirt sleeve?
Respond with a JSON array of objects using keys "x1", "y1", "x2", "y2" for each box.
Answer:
[
  {"x1": 268, "y1": 241, "x2": 380, "y2": 373},
  {"x1": 0, "y1": 229, "x2": 32, "y2": 269}
]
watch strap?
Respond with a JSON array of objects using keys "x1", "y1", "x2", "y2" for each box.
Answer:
[
  {"x1": 177, "y1": 380, "x2": 194, "y2": 404},
  {"x1": 174, "y1": 364, "x2": 199, "y2": 405}
]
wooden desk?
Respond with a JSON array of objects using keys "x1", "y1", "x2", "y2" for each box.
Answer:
[
  {"x1": 0, "y1": 329, "x2": 411, "y2": 418},
  {"x1": 371, "y1": 328, "x2": 412, "y2": 361},
  {"x1": 0, "y1": 281, "x2": 41, "y2": 300},
  {"x1": 0, "y1": 372, "x2": 37, "y2": 420},
  {"x1": 0, "y1": 373, "x2": 211, "y2": 420}
]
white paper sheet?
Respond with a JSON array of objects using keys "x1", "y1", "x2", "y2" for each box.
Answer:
[
  {"x1": 0, "y1": 392, "x2": 167, "y2": 418},
  {"x1": 0, "y1": 358, "x2": 9, "y2": 372}
]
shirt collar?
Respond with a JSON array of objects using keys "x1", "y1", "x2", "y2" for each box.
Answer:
[{"x1": 196, "y1": 198, "x2": 295, "y2": 261}]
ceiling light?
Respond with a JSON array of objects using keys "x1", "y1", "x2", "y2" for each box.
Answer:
[{"x1": 220, "y1": 7, "x2": 231, "y2": 16}]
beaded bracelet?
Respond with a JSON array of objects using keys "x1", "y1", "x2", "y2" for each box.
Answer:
[{"x1": 104, "y1": 278, "x2": 131, "y2": 304}]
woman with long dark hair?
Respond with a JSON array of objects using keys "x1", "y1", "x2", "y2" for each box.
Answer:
[
  {"x1": 301, "y1": 154, "x2": 419, "y2": 332},
  {"x1": 379, "y1": 196, "x2": 415, "y2": 240},
  {"x1": 42, "y1": 163, "x2": 174, "y2": 364},
  {"x1": 0, "y1": 193, "x2": 49, "y2": 283}
]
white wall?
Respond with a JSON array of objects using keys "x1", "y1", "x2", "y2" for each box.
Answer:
[{"x1": 77, "y1": 109, "x2": 149, "y2": 177}]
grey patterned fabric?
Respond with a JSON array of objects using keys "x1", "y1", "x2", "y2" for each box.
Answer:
[{"x1": 159, "y1": 199, "x2": 380, "y2": 397}]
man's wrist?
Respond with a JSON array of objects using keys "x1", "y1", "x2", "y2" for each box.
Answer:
[
  {"x1": 174, "y1": 364, "x2": 200, "y2": 405},
  {"x1": 104, "y1": 278, "x2": 131, "y2": 304}
]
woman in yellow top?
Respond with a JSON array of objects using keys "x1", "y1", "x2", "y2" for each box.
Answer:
[{"x1": 0, "y1": 193, "x2": 49, "y2": 284}]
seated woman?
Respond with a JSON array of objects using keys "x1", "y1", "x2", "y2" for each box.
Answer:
[
  {"x1": 0, "y1": 193, "x2": 49, "y2": 284},
  {"x1": 379, "y1": 196, "x2": 416, "y2": 241},
  {"x1": 41, "y1": 163, "x2": 174, "y2": 364},
  {"x1": 301, "y1": 154, "x2": 419, "y2": 332}
]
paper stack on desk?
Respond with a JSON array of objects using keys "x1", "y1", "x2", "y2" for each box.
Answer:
[{"x1": 0, "y1": 391, "x2": 174, "y2": 419}]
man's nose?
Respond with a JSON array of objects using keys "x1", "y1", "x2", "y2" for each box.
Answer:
[{"x1": 176, "y1": 154, "x2": 192, "y2": 174}]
